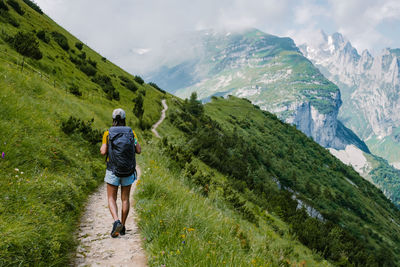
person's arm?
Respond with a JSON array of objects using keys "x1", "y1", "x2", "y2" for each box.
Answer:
[
  {"x1": 135, "y1": 142, "x2": 141, "y2": 154},
  {"x1": 100, "y1": 131, "x2": 108, "y2": 155},
  {"x1": 100, "y1": 143, "x2": 107, "y2": 155}
]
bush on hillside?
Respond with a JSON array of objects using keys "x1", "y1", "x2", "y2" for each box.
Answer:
[
  {"x1": 87, "y1": 58, "x2": 97, "y2": 68},
  {"x1": 134, "y1": 75, "x2": 144, "y2": 85},
  {"x1": 22, "y1": 0, "x2": 42, "y2": 14},
  {"x1": 6, "y1": 0, "x2": 24, "y2": 15},
  {"x1": 61, "y1": 116, "x2": 102, "y2": 145},
  {"x1": 148, "y1": 82, "x2": 166, "y2": 94},
  {"x1": 69, "y1": 54, "x2": 97, "y2": 76},
  {"x1": 132, "y1": 94, "x2": 144, "y2": 120},
  {"x1": 78, "y1": 51, "x2": 86, "y2": 59},
  {"x1": 79, "y1": 63, "x2": 97, "y2": 76},
  {"x1": 68, "y1": 84, "x2": 82, "y2": 96},
  {"x1": 119, "y1": 75, "x2": 138, "y2": 92},
  {"x1": 75, "y1": 41, "x2": 83, "y2": 50},
  {"x1": 11, "y1": 31, "x2": 42, "y2": 60},
  {"x1": 92, "y1": 74, "x2": 119, "y2": 100},
  {"x1": 36, "y1": 30, "x2": 49, "y2": 43},
  {"x1": 101, "y1": 56, "x2": 106, "y2": 62},
  {"x1": 0, "y1": 9, "x2": 19, "y2": 27},
  {"x1": 51, "y1": 31, "x2": 69, "y2": 51},
  {"x1": 0, "y1": 0, "x2": 8, "y2": 10}
]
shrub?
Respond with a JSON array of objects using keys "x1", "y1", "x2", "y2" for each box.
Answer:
[
  {"x1": 7, "y1": 0, "x2": 24, "y2": 15},
  {"x1": 148, "y1": 82, "x2": 166, "y2": 94},
  {"x1": 11, "y1": 31, "x2": 42, "y2": 60},
  {"x1": 22, "y1": 0, "x2": 42, "y2": 14},
  {"x1": 51, "y1": 31, "x2": 69, "y2": 51},
  {"x1": 134, "y1": 75, "x2": 144, "y2": 85},
  {"x1": 87, "y1": 58, "x2": 97, "y2": 68},
  {"x1": 75, "y1": 41, "x2": 83, "y2": 50},
  {"x1": 119, "y1": 75, "x2": 137, "y2": 92},
  {"x1": 0, "y1": 9, "x2": 19, "y2": 27},
  {"x1": 36, "y1": 30, "x2": 49, "y2": 43},
  {"x1": 132, "y1": 94, "x2": 144, "y2": 120},
  {"x1": 61, "y1": 116, "x2": 102, "y2": 145},
  {"x1": 78, "y1": 51, "x2": 86, "y2": 59},
  {"x1": 0, "y1": 0, "x2": 9, "y2": 10},
  {"x1": 92, "y1": 74, "x2": 119, "y2": 100},
  {"x1": 101, "y1": 57, "x2": 106, "y2": 62},
  {"x1": 69, "y1": 84, "x2": 82, "y2": 96},
  {"x1": 79, "y1": 63, "x2": 96, "y2": 76}
]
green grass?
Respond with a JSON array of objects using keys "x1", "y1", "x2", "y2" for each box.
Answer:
[
  {"x1": 0, "y1": 1, "x2": 165, "y2": 265},
  {"x1": 135, "y1": 141, "x2": 330, "y2": 266},
  {"x1": 1, "y1": 1, "x2": 400, "y2": 266}
]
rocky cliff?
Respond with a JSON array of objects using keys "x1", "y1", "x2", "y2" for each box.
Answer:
[{"x1": 300, "y1": 31, "x2": 400, "y2": 165}]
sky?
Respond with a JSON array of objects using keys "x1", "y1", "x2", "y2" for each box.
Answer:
[{"x1": 35, "y1": 0, "x2": 400, "y2": 75}]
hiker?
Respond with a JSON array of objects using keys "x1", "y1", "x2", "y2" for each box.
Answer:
[{"x1": 100, "y1": 108, "x2": 141, "y2": 238}]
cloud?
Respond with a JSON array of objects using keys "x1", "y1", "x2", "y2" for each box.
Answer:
[{"x1": 35, "y1": 0, "x2": 400, "y2": 74}]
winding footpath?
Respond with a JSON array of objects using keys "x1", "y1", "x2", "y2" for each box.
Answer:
[
  {"x1": 151, "y1": 99, "x2": 168, "y2": 138},
  {"x1": 75, "y1": 99, "x2": 168, "y2": 266}
]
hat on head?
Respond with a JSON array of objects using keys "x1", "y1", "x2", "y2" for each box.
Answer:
[{"x1": 112, "y1": 108, "x2": 126, "y2": 119}]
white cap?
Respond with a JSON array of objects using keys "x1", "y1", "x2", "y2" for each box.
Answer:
[{"x1": 112, "y1": 108, "x2": 126, "y2": 119}]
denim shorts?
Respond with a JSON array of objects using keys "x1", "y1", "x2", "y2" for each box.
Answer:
[{"x1": 104, "y1": 169, "x2": 136, "y2": 187}]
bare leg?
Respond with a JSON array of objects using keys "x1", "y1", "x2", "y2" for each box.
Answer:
[
  {"x1": 121, "y1": 185, "x2": 132, "y2": 226},
  {"x1": 107, "y1": 183, "x2": 119, "y2": 221}
]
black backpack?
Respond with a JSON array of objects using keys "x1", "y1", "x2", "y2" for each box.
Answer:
[{"x1": 107, "y1": 126, "x2": 136, "y2": 177}]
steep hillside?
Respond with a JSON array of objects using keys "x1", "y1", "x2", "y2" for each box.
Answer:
[
  {"x1": 155, "y1": 95, "x2": 400, "y2": 265},
  {"x1": 159, "y1": 97, "x2": 400, "y2": 265},
  {"x1": 0, "y1": 1, "x2": 165, "y2": 265},
  {"x1": 147, "y1": 28, "x2": 369, "y2": 152},
  {"x1": 299, "y1": 31, "x2": 400, "y2": 167},
  {"x1": 1, "y1": 1, "x2": 400, "y2": 266}
]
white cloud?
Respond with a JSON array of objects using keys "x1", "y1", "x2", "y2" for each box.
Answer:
[{"x1": 34, "y1": 0, "x2": 400, "y2": 74}]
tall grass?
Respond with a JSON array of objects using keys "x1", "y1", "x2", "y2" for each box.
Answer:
[{"x1": 134, "y1": 141, "x2": 330, "y2": 266}]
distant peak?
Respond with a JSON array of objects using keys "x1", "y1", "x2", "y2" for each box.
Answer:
[{"x1": 329, "y1": 32, "x2": 345, "y2": 47}]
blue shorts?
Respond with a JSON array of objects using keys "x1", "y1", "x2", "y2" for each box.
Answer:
[{"x1": 104, "y1": 169, "x2": 136, "y2": 187}]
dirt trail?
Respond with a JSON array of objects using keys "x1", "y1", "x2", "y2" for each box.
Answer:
[
  {"x1": 151, "y1": 99, "x2": 168, "y2": 138},
  {"x1": 75, "y1": 99, "x2": 168, "y2": 266}
]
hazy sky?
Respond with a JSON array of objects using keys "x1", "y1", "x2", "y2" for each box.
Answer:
[{"x1": 35, "y1": 0, "x2": 400, "y2": 75}]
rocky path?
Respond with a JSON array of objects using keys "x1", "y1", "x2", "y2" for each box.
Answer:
[{"x1": 75, "y1": 99, "x2": 168, "y2": 266}]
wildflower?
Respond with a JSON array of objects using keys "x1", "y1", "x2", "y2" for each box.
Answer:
[
  {"x1": 182, "y1": 241, "x2": 186, "y2": 244},
  {"x1": 143, "y1": 237, "x2": 147, "y2": 241},
  {"x1": 15, "y1": 175, "x2": 18, "y2": 178},
  {"x1": 181, "y1": 234, "x2": 186, "y2": 239},
  {"x1": 15, "y1": 168, "x2": 19, "y2": 172},
  {"x1": 187, "y1": 228, "x2": 195, "y2": 232},
  {"x1": 21, "y1": 172, "x2": 24, "y2": 174},
  {"x1": 176, "y1": 249, "x2": 180, "y2": 255},
  {"x1": 1, "y1": 152, "x2": 4, "y2": 158}
]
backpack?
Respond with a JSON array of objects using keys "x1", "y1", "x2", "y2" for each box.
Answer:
[{"x1": 107, "y1": 126, "x2": 136, "y2": 177}]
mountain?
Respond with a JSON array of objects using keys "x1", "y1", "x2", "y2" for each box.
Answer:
[
  {"x1": 299, "y1": 31, "x2": 400, "y2": 167},
  {"x1": 2, "y1": 1, "x2": 400, "y2": 266},
  {"x1": 147, "y1": 28, "x2": 370, "y2": 154},
  {"x1": 146, "y1": 28, "x2": 400, "y2": 208}
]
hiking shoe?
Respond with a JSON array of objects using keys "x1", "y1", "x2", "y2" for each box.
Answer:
[
  {"x1": 120, "y1": 226, "x2": 126, "y2": 236},
  {"x1": 111, "y1": 220, "x2": 123, "y2": 238}
]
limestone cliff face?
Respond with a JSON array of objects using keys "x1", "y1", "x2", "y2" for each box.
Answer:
[
  {"x1": 275, "y1": 90, "x2": 342, "y2": 148},
  {"x1": 300, "y1": 31, "x2": 400, "y2": 163}
]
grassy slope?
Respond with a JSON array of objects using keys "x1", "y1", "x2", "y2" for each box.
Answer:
[
  {"x1": 0, "y1": 1, "x2": 164, "y2": 265},
  {"x1": 135, "y1": 97, "x2": 331, "y2": 266},
  {"x1": 152, "y1": 95, "x2": 400, "y2": 265},
  {"x1": 203, "y1": 97, "x2": 400, "y2": 255},
  {"x1": 1, "y1": 1, "x2": 399, "y2": 266}
]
